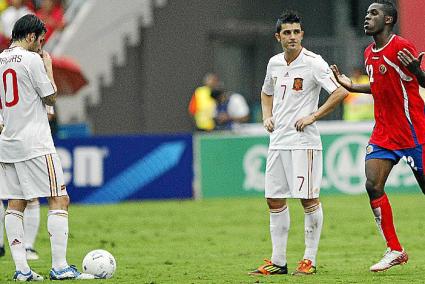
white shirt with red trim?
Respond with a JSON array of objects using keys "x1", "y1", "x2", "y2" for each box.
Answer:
[
  {"x1": 262, "y1": 48, "x2": 340, "y2": 150},
  {"x1": 0, "y1": 46, "x2": 56, "y2": 162}
]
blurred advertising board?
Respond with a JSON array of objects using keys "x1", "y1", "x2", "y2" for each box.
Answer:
[
  {"x1": 195, "y1": 122, "x2": 418, "y2": 198},
  {"x1": 55, "y1": 134, "x2": 193, "y2": 204}
]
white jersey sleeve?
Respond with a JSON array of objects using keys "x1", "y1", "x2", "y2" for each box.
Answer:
[
  {"x1": 311, "y1": 57, "x2": 340, "y2": 94},
  {"x1": 28, "y1": 56, "x2": 55, "y2": 98},
  {"x1": 261, "y1": 60, "x2": 274, "y2": 96}
]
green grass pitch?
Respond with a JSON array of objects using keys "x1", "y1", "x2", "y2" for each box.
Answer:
[{"x1": 1, "y1": 194, "x2": 425, "y2": 283}]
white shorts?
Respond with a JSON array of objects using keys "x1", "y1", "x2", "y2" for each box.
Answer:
[
  {"x1": 265, "y1": 149, "x2": 322, "y2": 199},
  {"x1": 0, "y1": 153, "x2": 67, "y2": 200}
]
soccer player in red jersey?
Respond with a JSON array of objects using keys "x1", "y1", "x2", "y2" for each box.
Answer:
[{"x1": 331, "y1": 0, "x2": 425, "y2": 272}]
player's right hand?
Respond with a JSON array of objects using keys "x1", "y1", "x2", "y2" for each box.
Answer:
[
  {"x1": 330, "y1": 65, "x2": 352, "y2": 89},
  {"x1": 263, "y1": 117, "x2": 274, "y2": 133}
]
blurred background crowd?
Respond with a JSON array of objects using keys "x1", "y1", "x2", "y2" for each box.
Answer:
[{"x1": 0, "y1": 0, "x2": 66, "y2": 49}]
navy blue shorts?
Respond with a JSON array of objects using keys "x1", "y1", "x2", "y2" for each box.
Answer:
[{"x1": 365, "y1": 144, "x2": 425, "y2": 175}]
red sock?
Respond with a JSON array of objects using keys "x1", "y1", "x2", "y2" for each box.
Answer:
[{"x1": 370, "y1": 194, "x2": 402, "y2": 251}]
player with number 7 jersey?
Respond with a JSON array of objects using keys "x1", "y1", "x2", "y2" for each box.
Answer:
[{"x1": 251, "y1": 10, "x2": 348, "y2": 277}]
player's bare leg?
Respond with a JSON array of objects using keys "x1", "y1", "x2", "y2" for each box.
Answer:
[
  {"x1": 411, "y1": 169, "x2": 425, "y2": 194},
  {"x1": 250, "y1": 198, "x2": 289, "y2": 275},
  {"x1": 365, "y1": 159, "x2": 408, "y2": 272},
  {"x1": 24, "y1": 198, "x2": 40, "y2": 260},
  {"x1": 5, "y1": 199, "x2": 43, "y2": 281},
  {"x1": 292, "y1": 198, "x2": 321, "y2": 275},
  {"x1": 365, "y1": 159, "x2": 394, "y2": 200}
]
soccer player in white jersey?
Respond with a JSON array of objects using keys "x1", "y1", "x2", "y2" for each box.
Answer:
[
  {"x1": 250, "y1": 10, "x2": 348, "y2": 276},
  {"x1": 0, "y1": 106, "x2": 54, "y2": 262},
  {"x1": 0, "y1": 14, "x2": 93, "y2": 281}
]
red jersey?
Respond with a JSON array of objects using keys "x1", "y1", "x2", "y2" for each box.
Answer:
[{"x1": 364, "y1": 35, "x2": 425, "y2": 150}]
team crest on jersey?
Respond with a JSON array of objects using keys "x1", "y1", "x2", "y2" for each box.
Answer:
[
  {"x1": 366, "y1": 145, "x2": 374, "y2": 155},
  {"x1": 293, "y1": 78, "x2": 304, "y2": 91},
  {"x1": 379, "y1": 64, "x2": 387, "y2": 74}
]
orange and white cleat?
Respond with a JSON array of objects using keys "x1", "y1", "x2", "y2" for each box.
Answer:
[
  {"x1": 292, "y1": 259, "x2": 316, "y2": 275},
  {"x1": 249, "y1": 259, "x2": 287, "y2": 275},
  {"x1": 370, "y1": 248, "x2": 408, "y2": 272}
]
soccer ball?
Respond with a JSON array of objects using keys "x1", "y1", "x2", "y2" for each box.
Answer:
[{"x1": 82, "y1": 249, "x2": 116, "y2": 279}]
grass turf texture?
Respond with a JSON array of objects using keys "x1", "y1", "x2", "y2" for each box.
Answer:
[{"x1": 1, "y1": 194, "x2": 425, "y2": 283}]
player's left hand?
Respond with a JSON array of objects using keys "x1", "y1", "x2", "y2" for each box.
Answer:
[
  {"x1": 397, "y1": 48, "x2": 424, "y2": 74},
  {"x1": 295, "y1": 114, "x2": 315, "y2": 132}
]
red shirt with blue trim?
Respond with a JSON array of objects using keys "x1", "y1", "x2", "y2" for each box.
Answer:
[{"x1": 364, "y1": 34, "x2": 425, "y2": 150}]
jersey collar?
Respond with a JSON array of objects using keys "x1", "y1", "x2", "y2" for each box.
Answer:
[
  {"x1": 283, "y1": 47, "x2": 304, "y2": 66},
  {"x1": 372, "y1": 34, "x2": 395, "y2": 52}
]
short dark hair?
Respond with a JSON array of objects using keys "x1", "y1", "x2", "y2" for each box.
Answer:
[
  {"x1": 275, "y1": 10, "x2": 302, "y2": 33},
  {"x1": 11, "y1": 14, "x2": 47, "y2": 42},
  {"x1": 374, "y1": 0, "x2": 398, "y2": 26}
]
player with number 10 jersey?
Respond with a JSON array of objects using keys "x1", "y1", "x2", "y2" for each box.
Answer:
[
  {"x1": 0, "y1": 45, "x2": 55, "y2": 162},
  {"x1": 0, "y1": 14, "x2": 94, "y2": 281}
]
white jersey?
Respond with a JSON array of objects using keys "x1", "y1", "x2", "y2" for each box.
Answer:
[
  {"x1": 262, "y1": 48, "x2": 339, "y2": 150},
  {"x1": 0, "y1": 46, "x2": 56, "y2": 162}
]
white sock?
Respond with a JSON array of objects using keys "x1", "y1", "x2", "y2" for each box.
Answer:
[
  {"x1": 270, "y1": 206, "x2": 290, "y2": 267},
  {"x1": 48, "y1": 210, "x2": 69, "y2": 270},
  {"x1": 372, "y1": 207, "x2": 386, "y2": 240},
  {"x1": 0, "y1": 201, "x2": 5, "y2": 247},
  {"x1": 24, "y1": 200, "x2": 40, "y2": 250},
  {"x1": 5, "y1": 210, "x2": 30, "y2": 273},
  {"x1": 303, "y1": 203, "x2": 323, "y2": 266}
]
